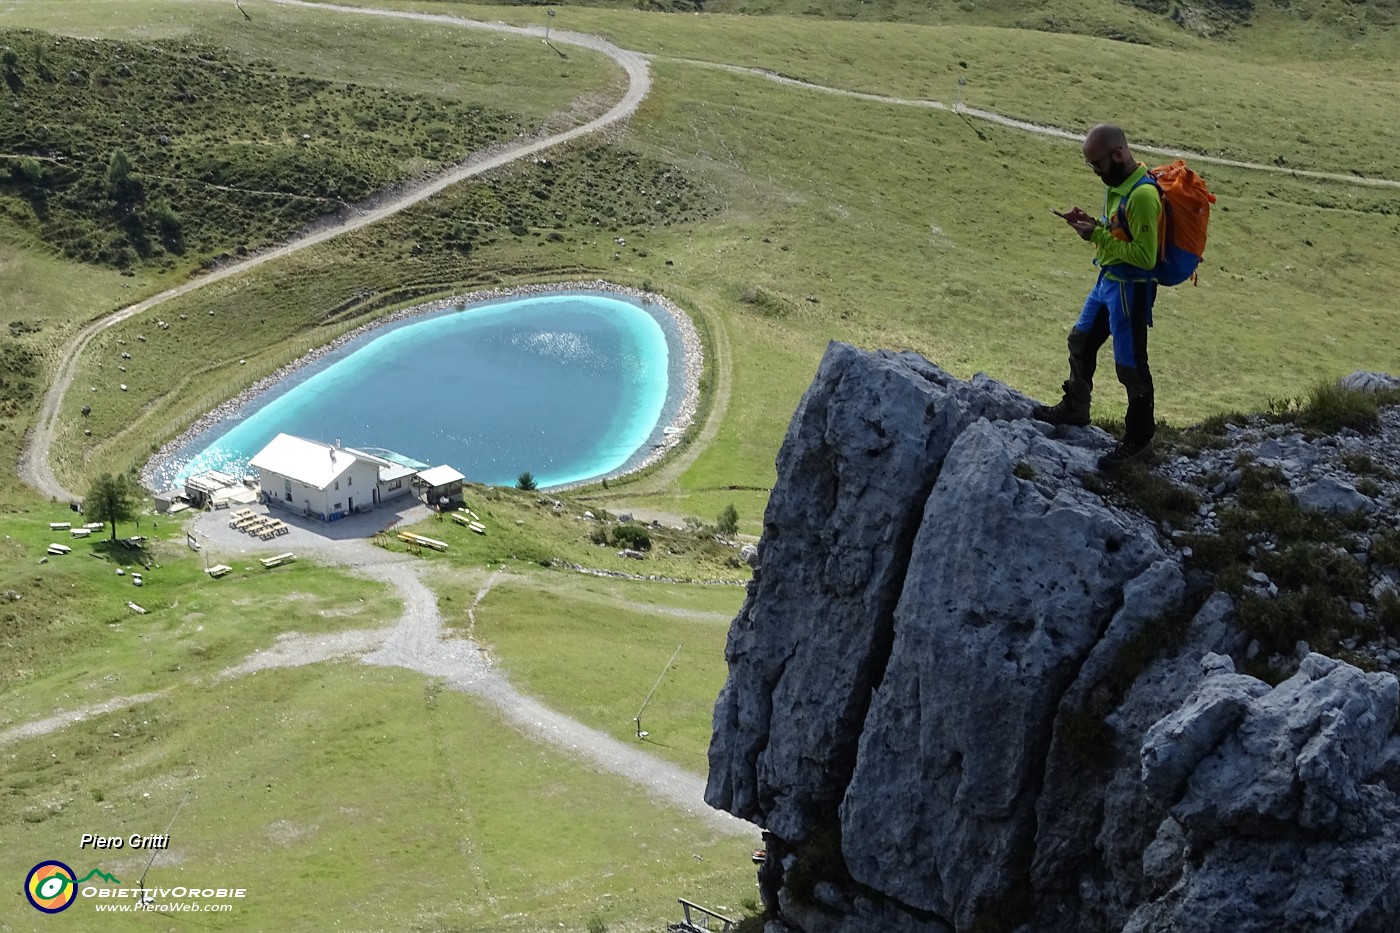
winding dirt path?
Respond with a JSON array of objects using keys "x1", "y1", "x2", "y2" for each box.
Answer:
[
  {"x1": 18, "y1": 0, "x2": 652, "y2": 503},
  {"x1": 0, "y1": 527, "x2": 756, "y2": 837},
  {"x1": 673, "y1": 59, "x2": 1400, "y2": 190}
]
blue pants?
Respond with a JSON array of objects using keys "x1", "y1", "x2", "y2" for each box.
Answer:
[{"x1": 1063, "y1": 272, "x2": 1157, "y2": 441}]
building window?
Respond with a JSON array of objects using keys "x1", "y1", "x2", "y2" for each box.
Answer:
[
  {"x1": 284, "y1": 479, "x2": 292, "y2": 493},
  {"x1": 285, "y1": 492, "x2": 292, "y2": 501},
  {"x1": 388, "y1": 479, "x2": 402, "y2": 490},
  {"x1": 347, "y1": 476, "x2": 352, "y2": 486},
  {"x1": 335, "y1": 480, "x2": 340, "y2": 490},
  {"x1": 334, "y1": 503, "x2": 342, "y2": 511}
]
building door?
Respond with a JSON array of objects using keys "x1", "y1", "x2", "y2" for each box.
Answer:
[{"x1": 347, "y1": 496, "x2": 354, "y2": 513}]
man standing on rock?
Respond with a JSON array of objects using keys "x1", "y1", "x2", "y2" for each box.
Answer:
[{"x1": 1035, "y1": 123, "x2": 1162, "y2": 470}]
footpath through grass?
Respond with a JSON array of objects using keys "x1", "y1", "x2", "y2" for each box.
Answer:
[
  {"x1": 3, "y1": 663, "x2": 757, "y2": 932},
  {"x1": 434, "y1": 568, "x2": 744, "y2": 774}
]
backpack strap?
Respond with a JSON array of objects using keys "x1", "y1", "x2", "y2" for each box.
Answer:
[{"x1": 1112, "y1": 172, "x2": 1167, "y2": 262}]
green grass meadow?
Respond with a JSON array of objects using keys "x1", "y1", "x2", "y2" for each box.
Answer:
[
  {"x1": 3, "y1": 663, "x2": 756, "y2": 932},
  {"x1": 381, "y1": 485, "x2": 753, "y2": 580},
  {"x1": 2, "y1": 0, "x2": 1399, "y2": 928},
  {"x1": 435, "y1": 569, "x2": 743, "y2": 772},
  {"x1": 0, "y1": 506, "x2": 402, "y2": 732}
]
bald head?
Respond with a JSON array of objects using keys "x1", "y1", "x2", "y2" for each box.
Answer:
[
  {"x1": 1083, "y1": 124, "x2": 1135, "y2": 185},
  {"x1": 1085, "y1": 124, "x2": 1127, "y2": 152}
]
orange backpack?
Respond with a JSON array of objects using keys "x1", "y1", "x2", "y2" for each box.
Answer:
[{"x1": 1115, "y1": 160, "x2": 1216, "y2": 285}]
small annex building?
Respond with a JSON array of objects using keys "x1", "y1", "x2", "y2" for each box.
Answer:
[
  {"x1": 249, "y1": 434, "x2": 415, "y2": 522},
  {"x1": 184, "y1": 469, "x2": 258, "y2": 510},
  {"x1": 413, "y1": 465, "x2": 465, "y2": 509}
]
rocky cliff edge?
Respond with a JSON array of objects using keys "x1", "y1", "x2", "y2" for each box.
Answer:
[{"x1": 706, "y1": 342, "x2": 1400, "y2": 933}]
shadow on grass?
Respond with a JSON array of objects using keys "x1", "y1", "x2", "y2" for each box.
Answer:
[{"x1": 91, "y1": 537, "x2": 152, "y2": 569}]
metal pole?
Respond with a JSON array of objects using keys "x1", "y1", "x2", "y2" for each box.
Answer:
[
  {"x1": 635, "y1": 644, "x2": 681, "y2": 739},
  {"x1": 137, "y1": 790, "x2": 191, "y2": 901}
]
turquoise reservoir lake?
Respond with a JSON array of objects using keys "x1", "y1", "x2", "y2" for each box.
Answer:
[{"x1": 148, "y1": 291, "x2": 684, "y2": 491}]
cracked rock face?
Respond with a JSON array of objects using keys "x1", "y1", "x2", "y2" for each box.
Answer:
[
  {"x1": 839, "y1": 417, "x2": 1166, "y2": 926},
  {"x1": 706, "y1": 343, "x2": 1400, "y2": 933}
]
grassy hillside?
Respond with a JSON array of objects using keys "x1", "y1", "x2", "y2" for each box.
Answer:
[
  {"x1": 423, "y1": 0, "x2": 1400, "y2": 59},
  {"x1": 3, "y1": 662, "x2": 756, "y2": 931},
  {"x1": 3, "y1": 0, "x2": 1398, "y2": 508},
  {"x1": 1, "y1": 0, "x2": 1398, "y2": 928},
  {"x1": 0, "y1": 31, "x2": 534, "y2": 270}
]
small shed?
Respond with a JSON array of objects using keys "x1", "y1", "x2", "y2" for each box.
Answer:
[
  {"x1": 413, "y1": 465, "x2": 465, "y2": 509},
  {"x1": 185, "y1": 470, "x2": 250, "y2": 510}
]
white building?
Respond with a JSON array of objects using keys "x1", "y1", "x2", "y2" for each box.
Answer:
[{"x1": 248, "y1": 434, "x2": 415, "y2": 522}]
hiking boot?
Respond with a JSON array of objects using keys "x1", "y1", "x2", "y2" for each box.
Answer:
[
  {"x1": 1097, "y1": 437, "x2": 1153, "y2": 471},
  {"x1": 1032, "y1": 399, "x2": 1090, "y2": 428}
]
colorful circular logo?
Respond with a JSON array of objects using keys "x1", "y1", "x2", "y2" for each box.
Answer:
[{"x1": 26, "y1": 861, "x2": 78, "y2": 913}]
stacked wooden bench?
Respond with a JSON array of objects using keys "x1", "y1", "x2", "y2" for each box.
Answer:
[
  {"x1": 449, "y1": 512, "x2": 487, "y2": 534},
  {"x1": 229, "y1": 511, "x2": 289, "y2": 539}
]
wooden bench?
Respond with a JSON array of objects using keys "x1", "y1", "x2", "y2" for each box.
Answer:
[
  {"x1": 397, "y1": 532, "x2": 447, "y2": 551},
  {"x1": 47, "y1": 543, "x2": 72, "y2": 555},
  {"x1": 127, "y1": 601, "x2": 147, "y2": 614},
  {"x1": 70, "y1": 528, "x2": 92, "y2": 538},
  {"x1": 84, "y1": 522, "x2": 106, "y2": 531},
  {"x1": 260, "y1": 552, "x2": 296, "y2": 569},
  {"x1": 49, "y1": 522, "x2": 71, "y2": 531},
  {"x1": 205, "y1": 564, "x2": 233, "y2": 578}
]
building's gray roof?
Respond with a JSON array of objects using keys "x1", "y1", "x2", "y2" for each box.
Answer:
[
  {"x1": 248, "y1": 434, "x2": 371, "y2": 490},
  {"x1": 416, "y1": 465, "x2": 465, "y2": 487}
]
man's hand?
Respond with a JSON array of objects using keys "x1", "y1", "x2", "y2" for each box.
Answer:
[{"x1": 1062, "y1": 206, "x2": 1097, "y2": 241}]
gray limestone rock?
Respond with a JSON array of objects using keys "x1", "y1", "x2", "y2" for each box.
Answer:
[
  {"x1": 1295, "y1": 475, "x2": 1376, "y2": 516},
  {"x1": 1157, "y1": 653, "x2": 1399, "y2": 838},
  {"x1": 704, "y1": 346, "x2": 1400, "y2": 933},
  {"x1": 1140, "y1": 653, "x2": 1273, "y2": 801},
  {"x1": 1340, "y1": 370, "x2": 1400, "y2": 393},
  {"x1": 1124, "y1": 654, "x2": 1400, "y2": 932},
  {"x1": 839, "y1": 416, "x2": 1166, "y2": 925},
  {"x1": 706, "y1": 342, "x2": 1031, "y2": 841}
]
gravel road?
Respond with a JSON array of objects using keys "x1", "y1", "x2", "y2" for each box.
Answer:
[{"x1": 5, "y1": 503, "x2": 756, "y2": 838}]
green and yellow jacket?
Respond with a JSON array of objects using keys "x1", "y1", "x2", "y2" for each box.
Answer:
[{"x1": 1091, "y1": 163, "x2": 1162, "y2": 282}]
